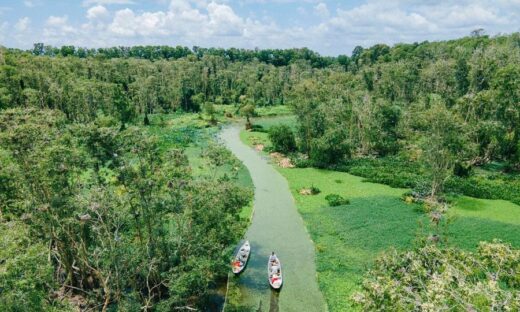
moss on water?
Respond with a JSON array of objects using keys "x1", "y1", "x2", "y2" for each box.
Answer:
[
  {"x1": 221, "y1": 126, "x2": 327, "y2": 312},
  {"x1": 239, "y1": 127, "x2": 520, "y2": 311}
]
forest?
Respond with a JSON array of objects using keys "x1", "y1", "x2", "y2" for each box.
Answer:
[{"x1": 1, "y1": 32, "x2": 520, "y2": 311}]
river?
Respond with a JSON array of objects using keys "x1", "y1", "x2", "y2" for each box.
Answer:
[{"x1": 220, "y1": 126, "x2": 326, "y2": 312}]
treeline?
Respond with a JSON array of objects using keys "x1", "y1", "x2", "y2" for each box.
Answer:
[
  {"x1": 1, "y1": 32, "x2": 519, "y2": 194},
  {"x1": 0, "y1": 109, "x2": 251, "y2": 310},
  {"x1": 1, "y1": 34, "x2": 515, "y2": 125},
  {"x1": 0, "y1": 46, "x2": 316, "y2": 121},
  {"x1": 25, "y1": 43, "x2": 334, "y2": 67},
  {"x1": 282, "y1": 32, "x2": 520, "y2": 197}
]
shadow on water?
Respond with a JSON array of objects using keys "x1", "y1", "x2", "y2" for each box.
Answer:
[
  {"x1": 219, "y1": 126, "x2": 326, "y2": 312},
  {"x1": 256, "y1": 300, "x2": 263, "y2": 312},
  {"x1": 269, "y1": 290, "x2": 280, "y2": 312}
]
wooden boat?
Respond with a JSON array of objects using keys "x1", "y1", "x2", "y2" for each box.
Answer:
[
  {"x1": 231, "y1": 241, "x2": 251, "y2": 274},
  {"x1": 267, "y1": 254, "x2": 283, "y2": 289}
]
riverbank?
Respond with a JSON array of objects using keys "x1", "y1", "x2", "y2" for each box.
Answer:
[
  {"x1": 240, "y1": 126, "x2": 520, "y2": 311},
  {"x1": 220, "y1": 126, "x2": 327, "y2": 312}
]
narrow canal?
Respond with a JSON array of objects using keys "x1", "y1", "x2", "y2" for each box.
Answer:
[{"x1": 220, "y1": 126, "x2": 326, "y2": 312}]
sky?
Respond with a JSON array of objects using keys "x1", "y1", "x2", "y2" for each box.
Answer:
[{"x1": 0, "y1": 0, "x2": 519, "y2": 56}]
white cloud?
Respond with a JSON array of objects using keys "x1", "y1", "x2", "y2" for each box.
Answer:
[
  {"x1": 82, "y1": 0, "x2": 134, "y2": 7},
  {"x1": 23, "y1": 1, "x2": 34, "y2": 8},
  {"x1": 15, "y1": 17, "x2": 30, "y2": 32},
  {"x1": 314, "y1": 2, "x2": 329, "y2": 18},
  {"x1": 87, "y1": 5, "x2": 109, "y2": 20},
  {"x1": 4, "y1": 0, "x2": 519, "y2": 54},
  {"x1": 0, "y1": 22, "x2": 8, "y2": 43},
  {"x1": 46, "y1": 15, "x2": 69, "y2": 27},
  {"x1": 207, "y1": 2, "x2": 244, "y2": 36},
  {"x1": 306, "y1": 0, "x2": 518, "y2": 53},
  {"x1": 108, "y1": 1, "x2": 247, "y2": 38},
  {"x1": 43, "y1": 16, "x2": 78, "y2": 44}
]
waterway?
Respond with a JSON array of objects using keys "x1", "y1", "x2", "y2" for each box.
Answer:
[{"x1": 220, "y1": 125, "x2": 326, "y2": 312}]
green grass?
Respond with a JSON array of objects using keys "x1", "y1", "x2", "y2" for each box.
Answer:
[
  {"x1": 240, "y1": 128, "x2": 520, "y2": 311},
  {"x1": 239, "y1": 130, "x2": 269, "y2": 148},
  {"x1": 251, "y1": 115, "x2": 297, "y2": 129},
  {"x1": 254, "y1": 105, "x2": 293, "y2": 117},
  {"x1": 279, "y1": 168, "x2": 419, "y2": 311},
  {"x1": 446, "y1": 195, "x2": 520, "y2": 250},
  {"x1": 141, "y1": 113, "x2": 254, "y2": 223}
]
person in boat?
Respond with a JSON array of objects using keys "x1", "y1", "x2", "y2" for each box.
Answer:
[{"x1": 269, "y1": 252, "x2": 277, "y2": 263}]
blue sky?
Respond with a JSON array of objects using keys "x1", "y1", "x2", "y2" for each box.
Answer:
[{"x1": 0, "y1": 0, "x2": 519, "y2": 55}]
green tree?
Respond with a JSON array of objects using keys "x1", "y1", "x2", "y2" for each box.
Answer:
[
  {"x1": 419, "y1": 96, "x2": 471, "y2": 198},
  {"x1": 239, "y1": 102, "x2": 255, "y2": 130},
  {"x1": 269, "y1": 124, "x2": 297, "y2": 154}
]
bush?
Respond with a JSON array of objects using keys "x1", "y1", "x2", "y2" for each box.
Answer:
[
  {"x1": 300, "y1": 186, "x2": 322, "y2": 195},
  {"x1": 309, "y1": 128, "x2": 350, "y2": 168},
  {"x1": 325, "y1": 194, "x2": 350, "y2": 206},
  {"x1": 446, "y1": 176, "x2": 520, "y2": 205},
  {"x1": 340, "y1": 157, "x2": 420, "y2": 189},
  {"x1": 250, "y1": 124, "x2": 265, "y2": 132},
  {"x1": 310, "y1": 185, "x2": 321, "y2": 195},
  {"x1": 353, "y1": 241, "x2": 520, "y2": 311},
  {"x1": 268, "y1": 124, "x2": 296, "y2": 154},
  {"x1": 340, "y1": 156, "x2": 520, "y2": 205},
  {"x1": 291, "y1": 153, "x2": 312, "y2": 168},
  {"x1": 0, "y1": 222, "x2": 58, "y2": 311},
  {"x1": 453, "y1": 161, "x2": 472, "y2": 177}
]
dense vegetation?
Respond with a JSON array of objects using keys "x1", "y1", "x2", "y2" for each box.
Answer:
[
  {"x1": 0, "y1": 109, "x2": 252, "y2": 310},
  {"x1": 2, "y1": 32, "x2": 520, "y2": 311},
  {"x1": 354, "y1": 241, "x2": 520, "y2": 311},
  {"x1": 283, "y1": 33, "x2": 520, "y2": 202},
  {"x1": 0, "y1": 44, "x2": 335, "y2": 120},
  {"x1": 28, "y1": 43, "x2": 335, "y2": 67},
  {"x1": 241, "y1": 126, "x2": 520, "y2": 311}
]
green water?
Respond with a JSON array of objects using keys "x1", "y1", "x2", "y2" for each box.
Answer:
[{"x1": 220, "y1": 126, "x2": 327, "y2": 312}]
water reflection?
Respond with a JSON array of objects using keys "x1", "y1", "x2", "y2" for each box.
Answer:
[
  {"x1": 220, "y1": 126, "x2": 326, "y2": 312},
  {"x1": 269, "y1": 290, "x2": 280, "y2": 312}
]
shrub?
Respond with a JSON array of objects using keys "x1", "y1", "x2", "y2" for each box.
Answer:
[
  {"x1": 291, "y1": 153, "x2": 312, "y2": 168},
  {"x1": 268, "y1": 124, "x2": 297, "y2": 154},
  {"x1": 340, "y1": 157, "x2": 420, "y2": 189},
  {"x1": 310, "y1": 185, "x2": 321, "y2": 195},
  {"x1": 309, "y1": 128, "x2": 350, "y2": 168},
  {"x1": 0, "y1": 222, "x2": 57, "y2": 311},
  {"x1": 453, "y1": 161, "x2": 472, "y2": 177},
  {"x1": 353, "y1": 241, "x2": 520, "y2": 311},
  {"x1": 299, "y1": 185, "x2": 321, "y2": 195},
  {"x1": 250, "y1": 124, "x2": 265, "y2": 132},
  {"x1": 325, "y1": 194, "x2": 350, "y2": 206}
]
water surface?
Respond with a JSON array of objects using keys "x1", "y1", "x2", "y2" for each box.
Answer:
[{"x1": 220, "y1": 126, "x2": 326, "y2": 312}]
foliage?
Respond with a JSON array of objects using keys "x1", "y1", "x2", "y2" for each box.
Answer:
[
  {"x1": 340, "y1": 156, "x2": 520, "y2": 205},
  {"x1": 283, "y1": 33, "x2": 520, "y2": 198},
  {"x1": 268, "y1": 124, "x2": 297, "y2": 154},
  {"x1": 0, "y1": 222, "x2": 64, "y2": 312},
  {"x1": 28, "y1": 44, "x2": 334, "y2": 68},
  {"x1": 234, "y1": 136, "x2": 520, "y2": 311},
  {"x1": 324, "y1": 194, "x2": 350, "y2": 206},
  {"x1": 353, "y1": 241, "x2": 520, "y2": 311},
  {"x1": 0, "y1": 109, "x2": 252, "y2": 310},
  {"x1": 4, "y1": 35, "x2": 519, "y2": 197},
  {"x1": 310, "y1": 185, "x2": 321, "y2": 195},
  {"x1": 446, "y1": 176, "x2": 520, "y2": 206},
  {"x1": 239, "y1": 103, "x2": 255, "y2": 128},
  {"x1": 250, "y1": 124, "x2": 265, "y2": 132},
  {"x1": 340, "y1": 157, "x2": 421, "y2": 188},
  {"x1": 414, "y1": 96, "x2": 474, "y2": 198}
]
